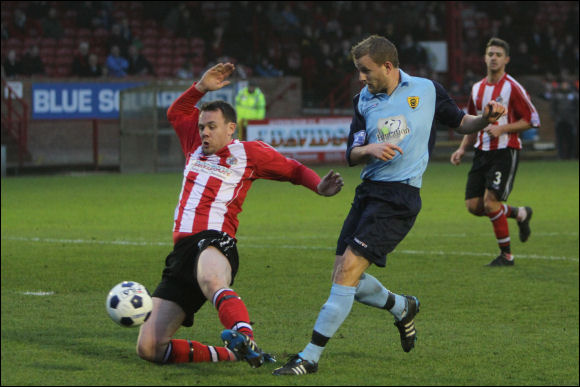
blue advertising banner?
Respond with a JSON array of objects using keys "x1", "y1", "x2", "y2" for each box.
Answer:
[
  {"x1": 31, "y1": 82, "x2": 240, "y2": 120},
  {"x1": 32, "y1": 82, "x2": 144, "y2": 120}
]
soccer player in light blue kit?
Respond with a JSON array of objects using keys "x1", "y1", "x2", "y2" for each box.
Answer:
[{"x1": 273, "y1": 35, "x2": 506, "y2": 376}]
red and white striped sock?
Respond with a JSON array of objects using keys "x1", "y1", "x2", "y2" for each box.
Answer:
[
  {"x1": 213, "y1": 288, "x2": 254, "y2": 339},
  {"x1": 164, "y1": 339, "x2": 236, "y2": 363},
  {"x1": 488, "y1": 207, "x2": 512, "y2": 259}
]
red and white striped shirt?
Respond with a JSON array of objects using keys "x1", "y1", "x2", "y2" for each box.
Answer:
[
  {"x1": 167, "y1": 84, "x2": 321, "y2": 244},
  {"x1": 467, "y1": 73, "x2": 540, "y2": 151}
]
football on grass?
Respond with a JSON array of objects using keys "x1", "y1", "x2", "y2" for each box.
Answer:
[{"x1": 106, "y1": 281, "x2": 153, "y2": 327}]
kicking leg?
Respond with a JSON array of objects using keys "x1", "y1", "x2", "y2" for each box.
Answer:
[
  {"x1": 136, "y1": 297, "x2": 235, "y2": 364},
  {"x1": 273, "y1": 246, "x2": 368, "y2": 375},
  {"x1": 197, "y1": 246, "x2": 269, "y2": 367}
]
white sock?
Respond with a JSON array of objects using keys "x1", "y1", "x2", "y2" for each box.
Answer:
[{"x1": 517, "y1": 207, "x2": 527, "y2": 222}]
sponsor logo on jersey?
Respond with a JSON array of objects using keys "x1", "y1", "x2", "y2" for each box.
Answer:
[
  {"x1": 376, "y1": 115, "x2": 410, "y2": 145},
  {"x1": 187, "y1": 158, "x2": 233, "y2": 180}
]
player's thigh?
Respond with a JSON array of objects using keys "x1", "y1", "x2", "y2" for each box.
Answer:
[
  {"x1": 137, "y1": 297, "x2": 185, "y2": 351},
  {"x1": 465, "y1": 153, "x2": 488, "y2": 201},
  {"x1": 196, "y1": 246, "x2": 232, "y2": 300}
]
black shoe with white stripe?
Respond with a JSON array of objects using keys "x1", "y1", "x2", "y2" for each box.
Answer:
[
  {"x1": 486, "y1": 253, "x2": 515, "y2": 267},
  {"x1": 394, "y1": 295, "x2": 420, "y2": 352},
  {"x1": 272, "y1": 354, "x2": 318, "y2": 376}
]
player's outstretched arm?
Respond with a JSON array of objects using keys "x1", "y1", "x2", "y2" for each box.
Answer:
[
  {"x1": 455, "y1": 101, "x2": 506, "y2": 134},
  {"x1": 195, "y1": 63, "x2": 236, "y2": 93},
  {"x1": 317, "y1": 170, "x2": 344, "y2": 197}
]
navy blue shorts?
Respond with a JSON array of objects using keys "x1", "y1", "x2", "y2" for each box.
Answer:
[
  {"x1": 152, "y1": 230, "x2": 239, "y2": 327},
  {"x1": 336, "y1": 180, "x2": 422, "y2": 267}
]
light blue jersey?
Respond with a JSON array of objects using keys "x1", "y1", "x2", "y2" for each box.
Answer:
[{"x1": 346, "y1": 70, "x2": 465, "y2": 188}]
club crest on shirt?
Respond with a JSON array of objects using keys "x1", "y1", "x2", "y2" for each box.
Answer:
[
  {"x1": 407, "y1": 96, "x2": 419, "y2": 109},
  {"x1": 226, "y1": 156, "x2": 238, "y2": 166}
]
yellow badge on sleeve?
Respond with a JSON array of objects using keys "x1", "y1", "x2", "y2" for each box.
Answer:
[{"x1": 407, "y1": 96, "x2": 419, "y2": 109}]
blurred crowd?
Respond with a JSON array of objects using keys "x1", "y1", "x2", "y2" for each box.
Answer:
[{"x1": 1, "y1": 1, "x2": 579, "y2": 107}]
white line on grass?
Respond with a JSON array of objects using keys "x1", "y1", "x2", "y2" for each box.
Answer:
[
  {"x1": 2, "y1": 236, "x2": 578, "y2": 263},
  {"x1": 20, "y1": 291, "x2": 54, "y2": 296}
]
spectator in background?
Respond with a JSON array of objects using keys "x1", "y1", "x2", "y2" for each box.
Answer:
[
  {"x1": 119, "y1": 17, "x2": 133, "y2": 43},
  {"x1": 235, "y1": 80, "x2": 266, "y2": 140},
  {"x1": 76, "y1": 1, "x2": 97, "y2": 29},
  {"x1": 398, "y1": 34, "x2": 429, "y2": 73},
  {"x1": 11, "y1": 9, "x2": 28, "y2": 37},
  {"x1": 175, "y1": 60, "x2": 195, "y2": 80},
  {"x1": 41, "y1": 7, "x2": 63, "y2": 40},
  {"x1": 85, "y1": 53, "x2": 104, "y2": 77},
  {"x1": 547, "y1": 81, "x2": 579, "y2": 159},
  {"x1": 20, "y1": 45, "x2": 45, "y2": 76},
  {"x1": 254, "y1": 56, "x2": 283, "y2": 77},
  {"x1": 71, "y1": 41, "x2": 91, "y2": 77},
  {"x1": 106, "y1": 45, "x2": 128, "y2": 77},
  {"x1": 127, "y1": 45, "x2": 155, "y2": 77},
  {"x1": 108, "y1": 23, "x2": 131, "y2": 57},
  {"x1": 2, "y1": 50, "x2": 21, "y2": 77},
  {"x1": 509, "y1": 41, "x2": 534, "y2": 76}
]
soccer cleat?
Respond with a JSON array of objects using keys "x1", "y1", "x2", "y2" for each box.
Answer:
[
  {"x1": 272, "y1": 354, "x2": 318, "y2": 376},
  {"x1": 486, "y1": 253, "x2": 515, "y2": 267},
  {"x1": 517, "y1": 207, "x2": 533, "y2": 242},
  {"x1": 394, "y1": 295, "x2": 420, "y2": 353},
  {"x1": 221, "y1": 329, "x2": 271, "y2": 368}
]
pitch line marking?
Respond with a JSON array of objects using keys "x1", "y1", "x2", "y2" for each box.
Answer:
[
  {"x1": 20, "y1": 291, "x2": 54, "y2": 296},
  {"x1": 2, "y1": 236, "x2": 578, "y2": 263}
]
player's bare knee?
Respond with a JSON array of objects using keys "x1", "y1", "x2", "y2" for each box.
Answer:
[
  {"x1": 136, "y1": 336, "x2": 166, "y2": 363},
  {"x1": 198, "y1": 274, "x2": 228, "y2": 300},
  {"x1": 483, "y1": 200, "x2": 501, "y2": 215},
  {"x1": 465, "y1": 200, "x2": 484, "y2": 216}
]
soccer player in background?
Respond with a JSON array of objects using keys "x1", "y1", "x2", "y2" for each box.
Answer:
[
  {"x1": 450, "y1": 37, "x2": 540, "y2": 267},
  {"x1": 136, "y1": 63, "x2": 344, "y2": 368},
  {"x1": 273, "y1": 34, "x2": 506, "y2": 376}
]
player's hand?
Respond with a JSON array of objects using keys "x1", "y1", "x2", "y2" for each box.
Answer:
[
  {"x1": 450, "y1": 148, "x2": 465, "y2": 165},
  {"x1": 318, "y1": 170, "x2": 344, "y2": 196},
  {"x1": 367, "y1": 143, "x2": 403, "y2": 161},
  {"x1": 482, "y1": 101, "x2": 505, "y2": 124},
  {"x1": 484, "y1": 125, "x2": 505, "y2": 138},
  {"x1": 196, "y1": 63, "x2": 236, "y2": 93}
]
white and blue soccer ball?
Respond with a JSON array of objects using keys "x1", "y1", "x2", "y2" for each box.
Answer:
[{"x1": 106, "y1": 281, "x2": 153, "y2": 327}]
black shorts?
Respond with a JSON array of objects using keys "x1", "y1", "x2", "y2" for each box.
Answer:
[
  {"x1": 152, "y1": 230, "x2": 239, "y2": 327},
  {"x1": 336, "y1": 180, "x2": 422, "y2": 267},
  {"x1": 465, "y1": 148, "x2": 520, "y2": 201}
]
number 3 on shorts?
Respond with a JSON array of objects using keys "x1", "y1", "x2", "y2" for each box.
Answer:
[{"x1": 494, "y1": 171, "x2": 502, "y2": 185}]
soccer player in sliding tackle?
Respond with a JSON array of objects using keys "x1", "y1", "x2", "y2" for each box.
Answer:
[
  {"x1": 273, "y1": 35, "x2": 506, "y2": 376},
  {"x1": 136, "y1": 62, "x2": 344, "y2": 368},
  {"x1": 450, "y1": 37, "x2": 539, "y2": 267}
]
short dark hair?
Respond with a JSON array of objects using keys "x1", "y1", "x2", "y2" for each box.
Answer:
[
  {"x1": 486, "y1": 37, "x2": 510, "y2": 56},
  {"x1": 200, "y1": 100, "x2": 237, "y2": 124},
  {"x1": 351, "y1": 35, "x2": 399, "y2": 68}
]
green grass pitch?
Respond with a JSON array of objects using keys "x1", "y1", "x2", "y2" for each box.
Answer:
[{"x1": 1, "y1": 160, "x2": 578, "y2": 385}]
